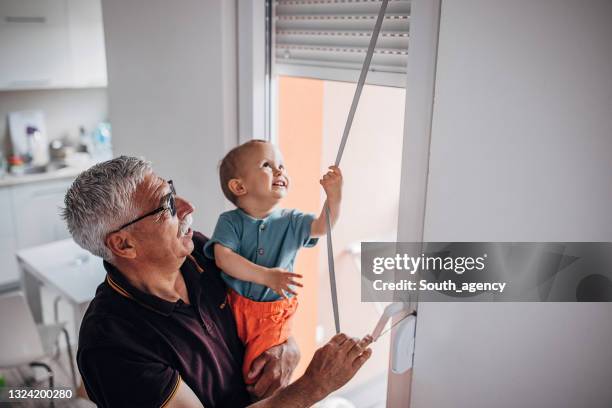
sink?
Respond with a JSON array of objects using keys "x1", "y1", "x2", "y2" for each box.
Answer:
[{"x1": 23, "y1": 163, "x2": 69, "y2": 174}]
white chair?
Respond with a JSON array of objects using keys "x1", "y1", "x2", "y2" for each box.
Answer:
[{"x1": 0, "y1": 292, "x2": 77, "y2": 399}]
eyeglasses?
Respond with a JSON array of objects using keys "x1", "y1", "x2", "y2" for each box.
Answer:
[{"x1": 112, "y1": 180, "x2": 176, "y2": 233}]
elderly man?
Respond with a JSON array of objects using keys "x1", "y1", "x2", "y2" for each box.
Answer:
[{"x1": 63, "y1": 156, "x2": 372, "y2": 407}]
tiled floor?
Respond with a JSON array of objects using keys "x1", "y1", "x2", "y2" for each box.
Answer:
[{"x1": 0, "y1": 350, "x2": 94, "y2": 408}]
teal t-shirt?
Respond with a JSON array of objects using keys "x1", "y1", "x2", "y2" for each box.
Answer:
[{"x1": 203, "y1": 208, "x2": 318, "y2": 301}]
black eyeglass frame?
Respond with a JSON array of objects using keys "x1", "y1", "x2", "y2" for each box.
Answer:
[{"x1": 111, "y1": 180, "x2": 176, "y2": 233}]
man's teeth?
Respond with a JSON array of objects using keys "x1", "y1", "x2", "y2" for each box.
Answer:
[{"x1": 273, "y1": 181, "x2": 286, "y2": 187}]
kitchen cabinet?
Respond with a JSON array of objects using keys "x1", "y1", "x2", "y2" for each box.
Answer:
[
  {"x1": 0, "y1": 187, "x2": 19, "y2": 287},
  {"x1": 67, "y1": 0, "x2": 107, "y2": 87},
  {"x1": 11, "y1": 179, "x2": 72, "y2": 248},
  {"x1": 0, "y1": 0, "x2": 72, "y2": 89},
  {"x1": 0, "y1": 0, "x2": 107, "y2": 90},
  {"x1": 0, "y1": 177, "x2": 73, "y2": 288}
]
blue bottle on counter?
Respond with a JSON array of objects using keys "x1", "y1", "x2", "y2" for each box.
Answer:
[
  {"x1": 0, "y1": 150, "x2": 6, "y2": 178},
  {"x1": 92, "y1": 122, "x2": 113, "y2": 161}
]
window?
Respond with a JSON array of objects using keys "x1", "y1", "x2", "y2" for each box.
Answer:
[
  {"x1": 277, "y1": 76, "x2": 406, "y2": 406},
  {"x1": 238, "y1": 1, "x2": 429, "y2": 405}
]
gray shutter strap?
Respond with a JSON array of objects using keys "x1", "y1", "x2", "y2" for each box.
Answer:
[{"x1": 326, "y1": 0, "x2": 390, "y2": 334}]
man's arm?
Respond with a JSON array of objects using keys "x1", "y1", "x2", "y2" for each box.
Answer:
[
  {"x1": 165, "y1": 380, "x2": 204, "y2": 408},
  {"x1": 164, "y1": 334, "x2": 371, "y2": 408},
  {"x1": 78, "y1": 346, "x2": 187, "y2": 408},
  {"x1": 249, "y1": 333, "x2": 373, "y2": 407}
]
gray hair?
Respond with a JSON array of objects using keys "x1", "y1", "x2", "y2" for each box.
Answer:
[{"x1": 61, "y1": 156, "x2": 152, "y2": 260}]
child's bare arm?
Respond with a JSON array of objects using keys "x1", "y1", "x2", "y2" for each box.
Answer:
[
  {"x1": 214, "y1": 244, "x2": 303, "y2": 297},
  {"x1": 311, "y1": 166, "x2": 343, "y2": 237},
  {"x1": 214, "y1": 244, "x2": 270, "y2": 285}
]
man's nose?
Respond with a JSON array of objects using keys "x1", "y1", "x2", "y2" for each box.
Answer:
[
  {"x1": 273, "y1": 167, "x2": 282, "y2": 176},
  {"x1": 176, "y1": 196, "x2": 195, "y2": 218}
]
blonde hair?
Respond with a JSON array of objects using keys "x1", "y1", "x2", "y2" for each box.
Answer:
[{"x1": 219, "y1": 139, "x2": 268, "y2": 205}]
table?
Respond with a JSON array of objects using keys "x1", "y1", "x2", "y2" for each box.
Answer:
[{"x1": 17, "y1": 239, "x2": 106, "y2": 341}]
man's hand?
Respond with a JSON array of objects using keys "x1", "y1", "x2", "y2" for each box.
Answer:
[
  {"x1": 247, "y1": 333, "x2": 372, "y2": 407},
  {"x1": 247, "y1": 337, "x2": 301, "y2": 399},
  {"x1": 263, "y1": 268, "x2": 303, "y2": 298},
  {"x1": 320, "y1": 165, "x2": 343, "y2": 202},
  {"x1": 302, "y1": 333, "x2": 373, "y2": 401}
]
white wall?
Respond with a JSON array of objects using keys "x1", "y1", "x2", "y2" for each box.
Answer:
[
  {"x1": 411, "y1": 0, "x2": 612, "y2": 407},
  {"x1": 101, "y1": 0, "x2": 238, "y2": 233}
]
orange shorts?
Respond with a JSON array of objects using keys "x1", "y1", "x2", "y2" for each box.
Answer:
[{"x1": 228, "y1": 288, "x2": 298, "y2": 384}]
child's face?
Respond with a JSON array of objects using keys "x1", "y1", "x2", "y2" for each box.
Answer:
[{"x1": 238, "y1": 142, "x2": 289, "y2": 207}]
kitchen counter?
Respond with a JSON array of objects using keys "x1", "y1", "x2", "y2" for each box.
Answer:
[{"x1": 0, "y1": 162, "x2": 95, "y2": 187}]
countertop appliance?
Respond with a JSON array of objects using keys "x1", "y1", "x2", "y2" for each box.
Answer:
[{"x1": 8, "y1": 110, "x2": 49, "y2": 167}]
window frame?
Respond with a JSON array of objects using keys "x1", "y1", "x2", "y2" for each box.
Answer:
[{"x1": 237, "y1": 0, "x2": 442, "y2": 405}]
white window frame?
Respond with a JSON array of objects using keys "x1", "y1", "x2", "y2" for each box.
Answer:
[
  {"x1": 388, "y1": 0, "x2": 441, "y2": 406},
  {"x1": 237, "y1": 0, "x2": 271, "y2": 144},
  {"x1": 237, "y1": 0, "x2": 442, "y2": 405}
]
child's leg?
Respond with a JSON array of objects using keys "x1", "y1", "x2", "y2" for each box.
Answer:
[{"x1": 228, "y1": 289, "x2": 298, "y2": 384}]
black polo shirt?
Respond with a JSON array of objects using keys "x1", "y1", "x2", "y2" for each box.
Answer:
[{"x1": 77, "y1": 232, "x2": 251, "y2": 408}]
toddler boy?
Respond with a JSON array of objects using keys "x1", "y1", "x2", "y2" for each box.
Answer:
[{"x1": 204, "y1": 139, "x2": 342, "y2": 383}]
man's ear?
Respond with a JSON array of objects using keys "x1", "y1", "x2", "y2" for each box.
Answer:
[
  {"x1": 105, "y1": 231, "x2": 137, "y2": 259},
  {"x1": 228, "y1": 178, "x2": 247, "y2": 197}
]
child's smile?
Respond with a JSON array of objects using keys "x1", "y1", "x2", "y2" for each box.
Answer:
[
  {"x1": 237, "y1": 142, "x2": 291, "y2": 214},
  {"x1": 272, "y1": 177, "x2": 288, "y2": 189}
]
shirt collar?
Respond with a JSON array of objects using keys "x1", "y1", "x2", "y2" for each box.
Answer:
[
  {"x1": 104, "y1": 256, "x2": 203, "y2": 317},
  {"x1": 236, "y1": 207, "x2": 282, "y2": 223}
]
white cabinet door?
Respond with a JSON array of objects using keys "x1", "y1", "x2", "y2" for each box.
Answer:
[
  {"x1": 67, "y1": 0, "x2": 107, "y2": 87},
  {"x1": 0, "y1": 188, "x2": 19, "y2": 287},
  {"x1": 0, "y1": 0, "x2": 72, "y2": 89},
  {"x1": 0, "y1": 0, "x2": 107, "y2": 90},
  {"x1": 11, "y1": 179, "x2": 72, "y2": 249}
]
